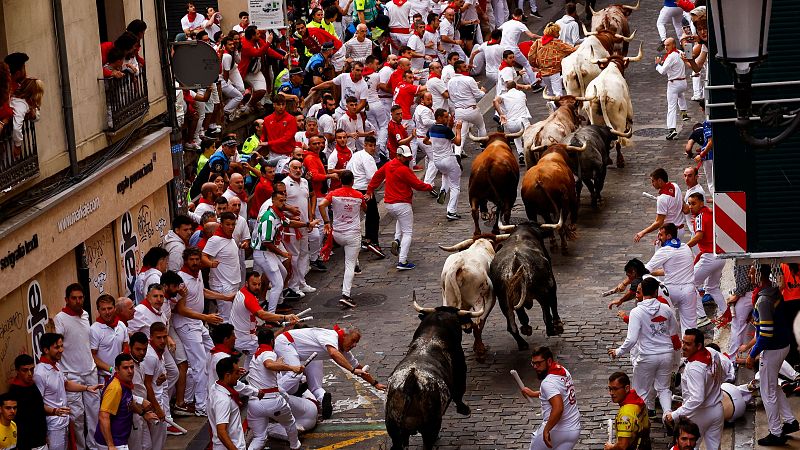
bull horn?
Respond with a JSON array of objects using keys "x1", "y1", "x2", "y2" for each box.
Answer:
[
  {"x1": 566, "y1": 141, "x2": 588, "y2": 152},
  {"x1": 532, "y1": 144, "x2": 548, "y2": 154},
  {"x1": 622, "y1": 0, "x2": 639, "y2": 11},
  {"x1": 615, "y1": 29, "x2": 637, "y2": 42},
  {"x1": 540, "y1": 210, "x2": 564, "y2": 231},
  {"x1": 438, "y1": 238, "x2": 475, "y2": 252},
  {"x1": 542, "y1": 91, "x2": 561, "y2": 102},
  {"x1": 589, "y1": 5, "x2": 597, "y2": 15},
  {"x1": 498, "y1": 223, "x2": 517, "y2": 232},
  {"x1": 610, "y1": 126, "x2": 633, "y2": 138},
  {"x1": 468, "y1": 132, "x2": 489, "y2": 142},
  {"x1": 457, "y1": 307, "x2": 484, "y2": 318},
  {"x1": 582, "y1": 23, "x2": 596, "y2": 36},
  {"x1": 495, "y1": 233, "x2": 511, "y2": 241},
  {"x1": 412, "y1": 291, "x2": 436, "y2": 314},
  {"x1": 505, "y1": 128, "x2": 525, "y2": 139},
  {"x1": 623, "y1": 42, "x2": 644, "y2": 62},
  {"x1": 574, "y1": 95, "x2": 596, "y2": 102},
  {"x1": 590, "y1": 57, "x2": 609, "y2": 65}
]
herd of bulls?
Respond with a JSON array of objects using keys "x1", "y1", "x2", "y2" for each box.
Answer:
[{"x1": 385, "y1": 2, "x2": 646, "y2": 449}]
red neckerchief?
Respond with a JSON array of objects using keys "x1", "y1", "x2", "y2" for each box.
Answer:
[
  {"x1": 139, "y1": 265, "x2": 153, "y2": 274},
  {"x1": 61, "y1": 306, "x2": 83, "y2": 317},
  {"x1": 688, "y1": 347, "x2": 712, "y2": 365},
  {"x1": 237, "y1": 189, "x2": 248, "y2": 205},
  {"x1": 346, "y1": 110, "x2": 358, "y2": 121},
  {"x1": 140, "y1": 299, "x2": 161, "y2": 316},
  {"x1": 214, "y1": 226, "x2": 233, "y2": 239},
  {"x1": 393, "y1": 0, "x2": 407, "y2": 6},
  {"x1": 333, "y1": 324, "x2": 346, "y2": 350},
  {"x1": 621, "y1": 389, "x2": 646, "y2": 407},
  {"x1": 383, "y1": 62, "x2": 393, "y2": 68},
  {"x1": 350, "y1": 73, "x2": 361, "y2": 83},
  {"x1": 114, "y1": 372, "x2": 134, "y2": 390},
  {"x1": 428, "y1": 72, "x2": 440, "y2": 79},
  {"x1": 547, "y1": 362, "x2": 567, "y2": 376},
  {"x1": 334, "y1": 145, "x2": 353, "y2": 171},
  {"x1": 211, "y1": 343, "x2": 234, "y2": 355},
  {"x1": 9, "y1": 377, "x2": 33, "y2": 387},
  {"x1": 95, "y1": 314, "x2": 119, "y2": 329},
  {"x1": 541, "y1": 36, "x2": 555, "y2": 45},
  {"x1": 487, "y1": 38, "x2": 500, "y2": 45},
  {"x1": 40, "y1": 356, "x2": 59, "y2": 371},
  {"x1": 665, "y1": 48, "x2": 679, "y2": 60},
  {"x1": 199, "y1": 197, "x2": 214, "y2": 205},
  {"x1": 499, "y1": 60, "x2": 513, "y2": 71},
  {"x1": 458, "y1": 71, "x2": 470, "y2": 75},
  {"x1": 659, "y1": 182, "x2": 676, "y2": 197},
  {"x1": 255, "y1": 344, "x2": 274, "y2": 357},
  {"x1": 425, "y1": 25, "x2": 435, "y2": 33},
  {"x1": 216, "y1": 380, "x2": 243, "y2": 407},
  {"x1": 187, "y1": 12, "x2": 197, "y2": 22},
  {"x1": 362, "y1": 67, "x2": 376, "y2": 76},
  {"x1": 181, "y1": 264, "x2": 200, "y2": 278}
]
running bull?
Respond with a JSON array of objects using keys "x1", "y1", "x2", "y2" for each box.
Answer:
[
  {"x1": 562, "y1": 124, "x2": 616, "y2": 208},
  {"x1": 590, "y1": 0, "x2": 639, "y2": 54},
  {"x1": 385, "y1": 295, "x2": 481, "y2": 450},
  {"x1": 467, "y1": 131, "x2": 523, "y2": 236},
  {"x1": 522, "y1": 93, "x2": 593, "y2": 169},
  {"x1": 490, "y1": 221, "x2": 562, "y2": 350}
]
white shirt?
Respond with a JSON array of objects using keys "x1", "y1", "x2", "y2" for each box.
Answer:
[
  {"x1": 386, "y1": 1, "x2": 412, "y2": 28},
  {"x1": 209, "y1": 382, "x2": 246, "y2": 449},
  {"x1": 497, "y1": 89, "x2": 531, "y2": 120},
  {"x1": 34, "y1": 361, "x2": 69, "y2": 430},
  {"x1": 230, "y1": 289, "x2": 260, "y2": 350},
  {"x1": 645, "y1": 243, "x2": 695, "y2": 286},
  {"x1": 194, "y1": 202, "x2": 215, "y2": 222},
  {"x1": 497, "y1": 66, "x2": 517, "y2": 95},
  {"x1": 90, "y1": 321, "x2": 129, "y2": 376},
  {"x1": 337, "y1": 113, "x2": 368, "y2": 151},
  {"x1": 615, "y1": 298, "x2": 678, "y2": 356},
  {"x1": 277, "y1": 328, "x2": 359, "y2": 366},
  {"x1": 206, "y1": 350, "x2": 259, "y2": 396},
  {"x1": 539, "y1": 367, "x2": 582, "y2": 431},
  {"x1": 317, "y1": 114, "x2": 337, "y2": 155},
  {"x1": 222, "y1": 189, "x2": 247, "y2": 218},
  {"x1": 407, "y1": 0, "x2": 430, "y2": 19},
  {"x1": 656, "y1": 51, "x2": 687, "y2": 81},
  {"x1": 346, "y1": 150, "x2": 378, "y2": 190},
  {"x1": 248, "y1": 348, "x2": 280, "y2": 390},
  {"x1": 476, "y1": 42, "x2": 504, "y2": 75},
  {"x1": 128, "y1": 302, "x2": 169, "y2": 337},
  {"x1": 461, "y1": 0, "x2": 479, "y2": 22},
  {"x1": 499, "y1": 19, "x2": 529, "y2": 47},
  {"x1": 233, "y1": 215, "x2": 251, "y2": 245},
  {"x1": 204, "y1": 236, "x2": 242, "y2": 290},
  {"x1": 683, "y1": 184, "x2": 705, "y2": 231},
  {"x1": 672, "y1": 349, "x2": 724, "y2": 421},
  {"x1": 441, "y1": 64, "x2": 455, "y2": 85},
  {"x1": 426, "y1": 76, "x2": 448, "y2": 111},
  {"x1": 555, "y1": 15, "x2": 583, "y2": 46},
  {"x1": 364, "y1": 70, "x2": 382, "y2": 104},
  {"x1": 285, "y1": 176, "x2": 311, "y2": 222},
  {"x1": 181, "y1": 13, "x2": 206, "y2": 32},
  {"x1": 423, "y1": 28, "x2": 441, "y2": 58},
  {"x1": 656, "y1": 182, "x2": 684, "y2": 230},
  {"x1": 378, "y1": 66, "x2": 395, "y2": 98},
  {"x1": 407, "y1": 34, "x2": 427, "y2": 71},
  {"x1": 54, "y1": 310, "x2": 95, "y2": 375},
  {"x1": 327, "y1": 188, "x2": 365, "y2": 235},
  {"x1": 333, "y1": 73, "x2": 369, "y2": 111},
  {"x1": 174, "y1": 269, "x2": 206, "y2": 330},
  {"x1": 439, "y1": 18, "x2": 457, "y2": 53},
  {"x1": 709, "y1": 347, "x2": 736, "y2": 383},
  {"x1": 142, "y1": 344, "x2": 167, "y2": 402},
  {"x1": 134, "y1": 268, "x2": 163, "y2": 304},
  {"x1": 413, "y1": 104, "x2": 436, "y2": 136},
  {"x1": 447, "y1": 74, "x2": 484, "y2": 108}
]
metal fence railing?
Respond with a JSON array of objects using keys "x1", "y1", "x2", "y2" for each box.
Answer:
[
  {"x1": 104, "y1": 68, "x2": 149, "y2": 131},
  {"x1": 0, "y1": 118, "x2": 40, "y2": 192}
]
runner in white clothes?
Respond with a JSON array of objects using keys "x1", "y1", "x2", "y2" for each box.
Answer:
[
  {"x1": 424, "y1": 111, "x2": 463, "y2": 220},
  {"x1": 494, "y1": 80, "x2": 532, "y2": 161},
  {"x1": 664, "y1": 329, "x2": 724, "y2": 450},
  {"x1": 644, "y1": 222, "x2": 698, "y2": 333},
  {"x1": 386, "y1": 0, "x2": 413, "y2": 52},
  {"x1": 448, "y1": 60, "x2": 486, "y2": 148},
  {"x1": 520, "y1": 346, "x2": 581, "y2": 450},
  {"x1": 609, "y1": 277, "x2": 681, "y2": 415},
  {"x1": 426, "y1": 61, "x2": 449, "y2": 112},
  {"x1": 469, "y1": 29, "x2": 505, "y2": 89},
  {"x1": 413, "y1": 92, "x2": 439, "y2": 187},
  {"x1": 439, "y1": 9, "x2": 468, "y2": 61},
  {"x1": 681, "y1": 166, "x2": 706, "y2": 243},
  {"x1": 142, "y1": 322, "x2": 170, "y2": 449},
  {"x1": 54, "y1": 283, "x2": 102, "y2": 450},
  {"x1": 364, "y1": 55, "x2": 390, "y2": 155},
  {"x1": 634, "y1": 168, "x2": 683, "y2": 243},
  {"x1": 247, "y1": 329, "x2": 305, "y2": 450},
  {"x1": 274, "y1": 326, "x2": 386, "y2": 419},
  {"x1": 90, "y1": 294, "x2": 129, "y2": 385},
  {"x1": 134, "y1": 246, "x2": 169, "y2": 304},
  {"x1": 202, "y1": 211, "x2": 241, "y2": 320},
  {"x1": 309, "y1": 63, "x2": 369, "y2": 117},
  {"x1": 499, "y1": 10, "x2": 540, "y2": 83},
  {"x1": 319, "y1": 170, "x2": 368, "y2": 307},
  {"x1": 209, "y1": 356, "x2": 248, "y2": 450}
]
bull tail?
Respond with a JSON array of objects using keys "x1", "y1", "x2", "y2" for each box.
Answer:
[
  {"x1": 535, "y1": 180, "x2": 562, "y2": 220},
  {"x1": 508, "y1": 266, "x2": 528, "y2": 310},
  {"x1": 445, "y1": 266, "x2": 463, "y2": 308},
  {"x1": 400, "y1": 368, "x2": 419, "y2": 423},
  {"x1": 599, "y1": 96, "x2": 630, "y2": 147},
  {"x1": 575, "y1": 66, "x2": 586, "y2": 97}
]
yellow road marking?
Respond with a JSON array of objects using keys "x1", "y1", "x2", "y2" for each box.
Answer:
[{"x1": 310, "y1": 430, "x2": 387, "y2": 449}]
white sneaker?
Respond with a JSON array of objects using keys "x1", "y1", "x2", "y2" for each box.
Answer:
[{"x1": 300, "y1": 284, "x2": 317, "y2": 293}]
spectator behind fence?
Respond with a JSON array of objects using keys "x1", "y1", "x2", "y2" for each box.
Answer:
[{"x1": 10, "y1": 77, "x2": 44, "y2": 158}]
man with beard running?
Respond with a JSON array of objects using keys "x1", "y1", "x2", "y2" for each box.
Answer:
[{"x1": 520, "y1": 346, "x2": 581, "y2": 450}]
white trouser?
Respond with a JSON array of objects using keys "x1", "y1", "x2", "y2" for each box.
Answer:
[
  {"x1": 248, "y1": 393, "x2": 301, "y2": 450},
  {"x1": 210, "y1": 284, "x2": 238, "y2": 321},
  {"x1": 309, "y1": 199, "x2": 324, "y2": 263},
  {"x1": 48, "y1": 427, "x2": 68, "y2": 450},
  {"x1": 129, "y1": 413, "x2": 144, "y2": 450},
  {"x1": 686, "y1": 404, "x2": 723, "y2": 450},
  {"x1": 529, "y1": 425, "x2": 580, "y2": 450},
  {"x1": 454, "y1": 106, "x2": 487, "y2": 146},
  {"x1": 666, "y1": 283, "x2": 697, "y2": 334},
  {"x1": 333, "y1": 231, "x2": 361, "y2": 297},
  {"x1": 492, "y1": 0, "x2": 509, "y2": 30},
  {"x1": 520, "y1": 0, "x2": 538, "y2": 13},
  {"x1": 274, "y1": 339, "x2": 327, "y2": 402},
  {"x1": 143, "y1": 407, "x2": 167, "y2": 450},
  {"x1": 657, "y1": 6, "x2": 684, "y2": 42},
  {"x1": 728, "y1": 292, "x2": 754, "y2": 355},
  {"x1": 632, "y1": 352, "x2": 674, "y2": 412},
  {"x1": 694, "y1": 253, "x2": 726, "y2": 311},
  {"x1": 505, "y1": 117, "x2": 530, "y2": 157},
  {"x1": 175, "y1": 323, "x2": 213, "y2": 409},
  {"x1": 386, "y1": 202, "x2": 414, "y2": 263},
  {"x1": 65, "y1": 370, "x2": 100, "y2": 450},
  {"x1": 506, "y1": 45, "x2": 536, "y2": 84},
  {"x1": 703, "y1": 159, "x2": 714, "y2": 195},
  {"x1": 782, "y1": 360, "x2": 800, "y2": 380},
  {"x1": 221, "y1": 81, "x2": 244, "y2": 113},
  {"x1": 541, "y1": 73, "x2": 564, "y2": 111},
  {"x1": 691, "y1": 72, "x2": 704, "y2": 99},
  {"x1": 666, "y1": 80, "x2": 687, "y2": 129},
  {"x1": 390, "y1": 32, "x2": 412, "y2": 53},
  {"x1": 761, "y1": 346, "x2": 796, "y2": 436},
  {"x1": 445, "y1": 44, "x2": 468, "y2": 62},
  {"x1": 419, "y1": 142, "x2": 440, "y2": 185},
  {"x1": 435, "y1": 156, "x2": 462, "y2": 214},
  {"x1": 485, "y1": 72, "x2": 498, "y2": 93},
  {"x1": 368, "y1": 100, "x2": 390, "y2": 155},
  {"x1": 253, "y1": 249, "x2": 287, "y2": 312},
  {"x1": 162, "y1": 349, "x2": 179, "y2": 418},
  {"x1": 168, "y1": 325, "x2": 190, "y2": 407},
  {"x1": 267, "y1": 392, "x2": 318, "y2": 436},
  {"x1": 286, "y1": 234, "x2": 310, "y2": 290}
]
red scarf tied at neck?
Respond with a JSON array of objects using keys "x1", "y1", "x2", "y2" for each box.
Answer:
[
  {"x1": 9, "y1": 376, "x2": 33, "y2": 387},
  {"x1": 181, "y1": 264, "x2": 200, "y2": 278},
  {"x1": 216, "y1": 380, "x2": 243, "y2": 407},
  {"x1": 498, "y1": 60, "x2": 513, "y2": 71},
  {"x1": 362, "y1": 67, "x2": 376, "y2": 76},
  {"x1": 255, "y1": 344, "x2": 274, "y2": 357},
  {"x1": 96, "y1": 314, "x2": 119, "y2": 329},
  {"x1": 214, "y1": 226, "x2": 233, "y2": 239},
  {"x1": 40, "y1": 356, "x2": 59, "y2": 370},
  {"x1": 541, "y1": 35, "x2": 555, "y2": 45},
  {"x1": 187, "y1": 11, "x2": 197, "y2": 22},
  {"x1": 61, "y1": 306, "x2": 83, "y2": 317},
  {"x1": 140, "y1": 299, "x2": 161, "y2": 316},
  {"x1": 688, "y1": 347, "x2": 712, "y2": 365},
  {"x1": 547, "y1": 362, "x2": 567, "y2": 376},
  {"x1": 621, "y1": 388, "x2": 646, "y2": 407},
  {"x1": 333, "y1": 324, "x2": 346, "y2": 350},
  {"x1": 659, "y1": 182, "x2": 676, "y2": 197}
]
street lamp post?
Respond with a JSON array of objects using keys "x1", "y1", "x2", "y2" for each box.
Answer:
[{"x1": 709, "y1": 0, "x2": 800, "y2": 148}]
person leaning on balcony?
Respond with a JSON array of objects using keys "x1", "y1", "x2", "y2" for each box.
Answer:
[{"x1": 9, "y1": 77, "x2": 43, "y2": 158}]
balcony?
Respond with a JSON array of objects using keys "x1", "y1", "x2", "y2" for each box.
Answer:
[
  {"x1": 104, "y1": 68, "x2": 149, "y2": 131},
  {"x1": 0, "y1": 118, "x2": 40, "y2": 192}
]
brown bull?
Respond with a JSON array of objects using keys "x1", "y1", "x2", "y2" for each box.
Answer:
[
  {"x1": 522, "y1": 94, "x2": 592, "y2": 169},
  {"x1": 467, "y1": 131, "x2": 522, "y2": 236},
  {"x1": 590, "y1": 0, "x2": 639, "y2": 54},
  {"x1": 521, "y1": 144, "x2": 581, "y2": 255}
]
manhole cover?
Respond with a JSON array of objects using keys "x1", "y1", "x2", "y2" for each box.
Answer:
[
  {"x1": 322, "y1": 292, "x2": 388, "y2": 308},
  {"x1": 633, "y1": 127, "x2": 667, "y2": 137}
]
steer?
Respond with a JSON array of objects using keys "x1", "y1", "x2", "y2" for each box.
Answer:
[
  {"x1": 561, "y1": 27, "x2": 635, "y2": 97},
  {"x1": 467, "y1": 131, "x2": 523, "y2": 235},
  {"x1": 522, "y1": 94, "x2": 592, "y2": 169},
  {"x1": 489, "y1": 221, "x2": 562, "y2": 350},
  {"x1": 385, "y1": 296, "x2": 480, "y2": 450},
  {"x1": 590, "y1": 0, "x2": 639, "y2": 54},
  {"x1": 438, "y1": 235, "x2": 509, "y2": 361},
  {"x1": 583, "y1": 43, "x2": 644, "y2": 167},
  {"x1": 562, "y1": 125, "x2": 616, "y2": 208},
  {"x1": 521, "y1": 144, "x2": 582, "y2": 255}
]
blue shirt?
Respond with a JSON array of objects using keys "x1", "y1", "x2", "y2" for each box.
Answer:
[
  {"x1": 702, "y1": 119, "x2": 713, "y2": 160},
  {"x1": 664, "y1": 0, "x2": 678, "y2": 6},
  {"x1": 278, "y1": 81, "x2": 302, "y2": 98},
  {"x1": 306, "y1": 54, "x2": 327, "y2": 81}
]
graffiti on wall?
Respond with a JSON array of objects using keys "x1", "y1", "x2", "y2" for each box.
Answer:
[
  {"x1": 26, "y1": 280, "x2": 49, "y2": 359},
  {"x1": 119, "y1": 212, "x2": 139, "y2": 298},
  {"x1": 85, "y1": 238, "x2": 108, "y2": 295}
]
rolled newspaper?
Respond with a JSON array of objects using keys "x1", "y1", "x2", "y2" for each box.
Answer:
[
  {"x1": 281, "y1": 316, "x2": 313, "y2": 327},
  {"x1": 601, "y1": 288, "x2": 617, "y2": 297},
  {"x1": 296, "y1": 308, "x2": 312, "y2": 318},
  {"x1": 510, "y1": 370, "x2": 535, "y2": 405},
  {"x1": 165, "y1": 417, "x2": 188, "y2": 434},
  {"x1": 642, "y1": 191, "x2": 658, "y2": 200},
  {"x1": 607, "y1": 418, "x2": 614, "y2": 443},
  {"x1": 354, "y1": 364, "x2": 370, "y2": 375},
  {"x1": 291, "y1": 351, "x2": 318, "y2": 378}
]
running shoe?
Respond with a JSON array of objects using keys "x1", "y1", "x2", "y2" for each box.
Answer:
[
  {"x1": 446, "y1": 212, "x2": 462, "y2": 221},
  {"x1": 167, "y1": 425, "x2": 185, "y2": 436},
  {"x1": 309, "y1": 260, "x2": 328, "y2": 272},
  {"x1": 531, "y1": 11, "x2": 542, "y2": 18},
  {"x1": 391, "y1": 239, "x2": 400, "y2": 256},
  {"x1": 681, "y1": 110, "x2": 690, "y2": 121},
  {"x1": 367, "y1": 243, "x2": 387, "y2": 259},
  {"x1": 430, "y1": 188, "x2": 440, "y2": 198},
  {"x1": 172, "y1": 404, "x2": 194, "y2": 417},
  {"x1": 666, "y1": 129, "x2": 678, "y2": 140},
  {"x1": 322, "y1": 392, "x2": 333, "y2": 419},
  {"x1": 697, "y1": 316, "x2": 711, "y2": 327},
  {"x1": 396, "y1": 261, "x2": 416, "y2": 270},
  {"x1": 194, "y1": 407, "x2": 207, "y2": 417},
  {"x1": 354, "y1": 265, "x2": 362, "y2": 275},
  {"x1": 437, "y1": 189, "x2": 447, "y2": 205},
  {"x1": 339, "y1": 295, "x2": 356, "y2": 308},
  {"x1": 282, "y1": 288, "x2": 301, "y2": 300},
  {"x1": 300, "y1": 284, "x2": 317, "y2": 293}
]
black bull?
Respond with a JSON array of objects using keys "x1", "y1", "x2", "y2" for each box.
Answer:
[
  {"x1": 489, "y1": 222, "x2": 563, "y2": 350},
  {"x1": 385, "y1": 306, "x2": 472, "y2": 450},
  {"x1": 563, "y1": 124, "x2": 616, "y2": 208}
]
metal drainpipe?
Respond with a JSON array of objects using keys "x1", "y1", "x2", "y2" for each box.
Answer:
[{"x1": 52, "y1": 0, "x2": 79, "y2": 177}]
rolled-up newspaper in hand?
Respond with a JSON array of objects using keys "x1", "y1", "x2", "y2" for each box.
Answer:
[
  {"x1": 642, "y1": 191, "x2": 658, "y2": 200},
  {"x1": 601, "y1": 289, "x2": 617, "y2": 297},
  {"x1": 510, "y1": 370, "x2": 535, "y2": 405},
  {"x1": 165, "y1": 417, "x2": 187, "y2": 434},
  {"x1": 607, "y1": 418, "x2": 614, "y2": 443},
  {"x1": 354, "y1": 364, "x2": 370, "y2": 375},
  {"x1": 291, "y1": 351, "x2": 318, "y2": 378},
  {"x1": 296, "y1": 308, "x2": 312, "y2": 318},
  {"x1": 281, "y1": 316, "x2": 313, "y2": 327}
]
